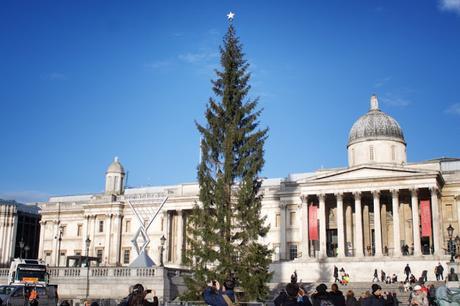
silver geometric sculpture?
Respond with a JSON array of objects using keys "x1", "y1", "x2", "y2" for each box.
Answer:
[{"x1": 127, "y1": 196, "x2": 168, "y2": 256}]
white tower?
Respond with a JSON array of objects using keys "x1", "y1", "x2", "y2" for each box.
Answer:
[{"x1": 105, "y1": 157, "x2": 125, "y2": 195}]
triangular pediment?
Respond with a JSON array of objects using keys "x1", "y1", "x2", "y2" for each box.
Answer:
[{"x1": 300, "y1": 165, "x2": 437, "y2": 183}]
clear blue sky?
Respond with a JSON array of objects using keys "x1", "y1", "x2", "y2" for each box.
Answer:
[{"x1": 1, "y1": 0, "x2": 460, "y2": 203}]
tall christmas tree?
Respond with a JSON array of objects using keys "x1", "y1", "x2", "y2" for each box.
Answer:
[{"x1": 183, "y1": 15, "x2": 272, "y2": 301}]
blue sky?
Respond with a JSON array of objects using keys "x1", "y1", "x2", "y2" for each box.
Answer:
[{"x1": 1, "y1": 0, "x2": 460, "y2": 203}]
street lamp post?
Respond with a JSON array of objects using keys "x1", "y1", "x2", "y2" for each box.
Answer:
[
  {"x1": 85, "y1": 236, "x2": 91, "y2": 300},
  {"x1": 56, "y1": 226, "x2": 64, "y2": 267},
  {"x1": 160, "y1": 235, "x2": 166, "y2": 267},
  {"x1": 19, "y1": 239, "x2": 25, "y2": 259},
  {"x1": 447, "y1": 224, "x2": 455, "y2": 263}
]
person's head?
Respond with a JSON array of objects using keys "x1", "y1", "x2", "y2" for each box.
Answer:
[
  {"x1": 90, "y1": 302, "x2": 99, "y2": 306},
  {"x1": 413, "y1": 285, "x2": 422, "y2": 294},
  {"x1": 60, "y1": 301, "x2": 71, "y2": 306},
  {"x1": 346, "y1": 290, "x2": 354, "y2": 298},
  {"x1": 132, "y1": 284, "x2": 144, "y2": 295},
  {"x1": 371, "y1": 284, "x2": 382, "y2": 296},
  {"x1": 224, "y1": 279, "x2": 235, "y2": 291},
  {"x1": 316, "y1": 283, "x2": 328, "y2": 294},
  {"x1": 286, "y1": 283, "x2": 299, "y2": 298},
  {"x1": 331, "y1": 284, "x2": 339, "y2": 292}
]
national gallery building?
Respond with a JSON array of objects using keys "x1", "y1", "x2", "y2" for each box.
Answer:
[{"x1": 38, "y1": 95, "x2": 460, "y2": 281}]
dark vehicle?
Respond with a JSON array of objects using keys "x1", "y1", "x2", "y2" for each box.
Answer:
[{"x1": 0, "y1": 285, "x2": 58, "y2": 306}]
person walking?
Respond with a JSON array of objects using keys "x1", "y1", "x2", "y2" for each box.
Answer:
[
  {"x1": 437, "y1": 263, "x2": 444, "y2": 280},
  {"x1": 372, "y1": 269, "x2": 379, "y2": 282},
  {"x1": 334, "y1": 266, "x2": 340, "y2": 283},
  {"x1": 404, "y1": 264, "x2": 411, "y2": 281},
  {"x1": 380, "y1": 270, "x2": 386, "y2": 283}
]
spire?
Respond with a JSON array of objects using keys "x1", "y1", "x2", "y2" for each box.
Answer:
[
  {"x1": 370, "y1": 94, "x2": 379, "y2": 111},
  {"x1": 114, "y1": 156, "x2": 119, "y2": 162}
]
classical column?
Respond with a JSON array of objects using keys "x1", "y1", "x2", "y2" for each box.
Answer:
[
  {"x1": 300, "y1": 195, "x2": 310, "y2": 258},
  {"x1": 391, "y1": 190, "x2": 402, "y2": 256},
  {"x1": 373, "y1": 191, "x2": 383, "y2": 256},
  {"x1": 279, "y1": 202, "x2": 287, "y2": 260},
  {"x1": 113, "y1": 214, "x2": 122, "y2": 265},
  {"x1": 164, "y1": 211, "x2": 171, "y2": 263},
  {"x1": 104, "y1": 214, "x2": 113, "y2": 264},
  {"x1": 354, "y1": 192, "x2": 364, "y2": 257},
  {"x1": 411, "y1": 189, "x2": 422, "y2": 256},
  {"x1": 38, "y1": 221, "x2": 46, "y2": 260},
  {"x1": 319, "y1": 194, "x2": 327, "y2": 257},
  {"x1": 336, "y1": 193, "x2": 345, "y2": 257},
  {"x1": 90, "y1": 216, "x2": 96, "y2": 256},
  {"x1": 176, "y1": 210, "x2": 184, "y2": 265},
  {"x1": 431, "y1": 187, "x2": 442, "y2": 255}
]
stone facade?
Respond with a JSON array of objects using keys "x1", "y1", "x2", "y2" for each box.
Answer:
[{"x1": 37, "y1": 95, "x2": 460, "y2": 281}]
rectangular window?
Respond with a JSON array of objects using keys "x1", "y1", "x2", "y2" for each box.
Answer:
[
  {"x1": 370, "y1": 145, "x2": 374, "y2": 161},
  {"x1": 77, "y1": 224, "x2": 83, "y2": 237},
  {"x1": 99, "y1": 220, "x2": 104, "y2": 233},
  {"x1": 289, "y1": 211, "x2": 296, "y2": 226},
  {"x1": 275, "y1": 213, "x2": 281, "y2": 228},
  {"x1": 125, "y1": 220, "x2": 131, "y2": 233},
  {"x1": 96, "y1": 249, "x2": 103, "y2": 261},
  {"x1": 391, "y1": 145, "x2": 396, "y2": 161},
  {"x1": 289, "y1": 244, "x2": 298, "y2": 260},
  {"x1": 123, "y1": 249, "x2": 130, "y2": 264}
]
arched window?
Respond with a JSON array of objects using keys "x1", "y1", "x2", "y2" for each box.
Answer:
[{"x1": 370, "y1": 145, "x2": 374, "y2": 161}]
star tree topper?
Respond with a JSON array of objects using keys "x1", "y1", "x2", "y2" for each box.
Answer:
[{"x1": 227, "y1": 11, "x2": 235, "y2": 21}]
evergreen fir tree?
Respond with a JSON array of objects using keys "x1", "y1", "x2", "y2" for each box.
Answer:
[{"x1": 183, "y1": 21, "x2": 272, "y2": 301}]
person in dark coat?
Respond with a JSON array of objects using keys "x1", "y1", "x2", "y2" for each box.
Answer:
[
  {"x1": 334, "y1": 266, "x2": 340, "y2": 283},
  {"x1": 274, "y1": 283, "x2": 312, "y2": 306},
  {"x1": 330, "y1": 284, "x2": 346, "y2": 306},
  {"x1": 404, "y1": 264, "x2": 411, "y2": 281},
  {"x1": 345, "y1": 290, "x2": 359, "y2": 306},
  {"x1": 312, "y1": 284, "x2": 333, "y2": 306},
  {"x1": 437, "y1": 263, "x2": 444, "y2": 280},
  {"x1": 372, "y1": 269, "x2": 379, "y2": 282},
  {"x1": 363, "y1": 284, "x2": 385, "y2": 306}
]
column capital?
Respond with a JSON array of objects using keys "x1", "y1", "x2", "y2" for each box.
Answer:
[
  {"x1": 300, "y1": 195, "x2": 308, "y2": 203},
  {"x1": 430, "y1": 186, "x2": 440, "y2": 196},
  {"x1": 353, "y1": 191, "x2": 361, "y2": 198},
  {"x1": 318, "y1": 193, "x2": 326, "y2": 201},
  {"x1": 335, "y1": 192, "x2": 343, "y2": 201},
  {"x1": 372, "y1": 190, "x2": 381, "y2": 198},
  {"x1": 391, "y1": 189, "x2": 399, "y2": 197},
  {"x1": 279, "y1": 201, "x2": 288, "y2": 209},
  {"x1": 410, "y1": 188, "x2": 419, "y2": 196}
]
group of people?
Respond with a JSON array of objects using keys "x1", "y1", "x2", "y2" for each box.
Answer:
[
  {"x1": 371, "y1": 270, "x2": 398, "y2": 284},
  {"x1": 273, "y1": 276, "x2": 400, "y2": 306}
]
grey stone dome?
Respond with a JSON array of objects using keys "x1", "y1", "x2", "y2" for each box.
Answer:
[
  {"x1": 106, "y1": 157, "x2": 125, "y2": 174},
  {"x1": 348, "y1": 95, "x2": 405, "y2": 146}
]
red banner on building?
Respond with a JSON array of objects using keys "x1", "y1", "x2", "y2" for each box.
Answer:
[
  {"x1": 420, "y1": 200, "x2": 432, "y2": 237},
  {"x1": 309, "y1": 204, "x2": 318, "y2": 240}
]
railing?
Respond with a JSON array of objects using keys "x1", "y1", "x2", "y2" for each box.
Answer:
[
  {"x1": 46, "y1": 267, "x2": 160, "y2": 279},
  {"x1": 0, "y1": 269, "x2": 9, "y2": 277}
]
